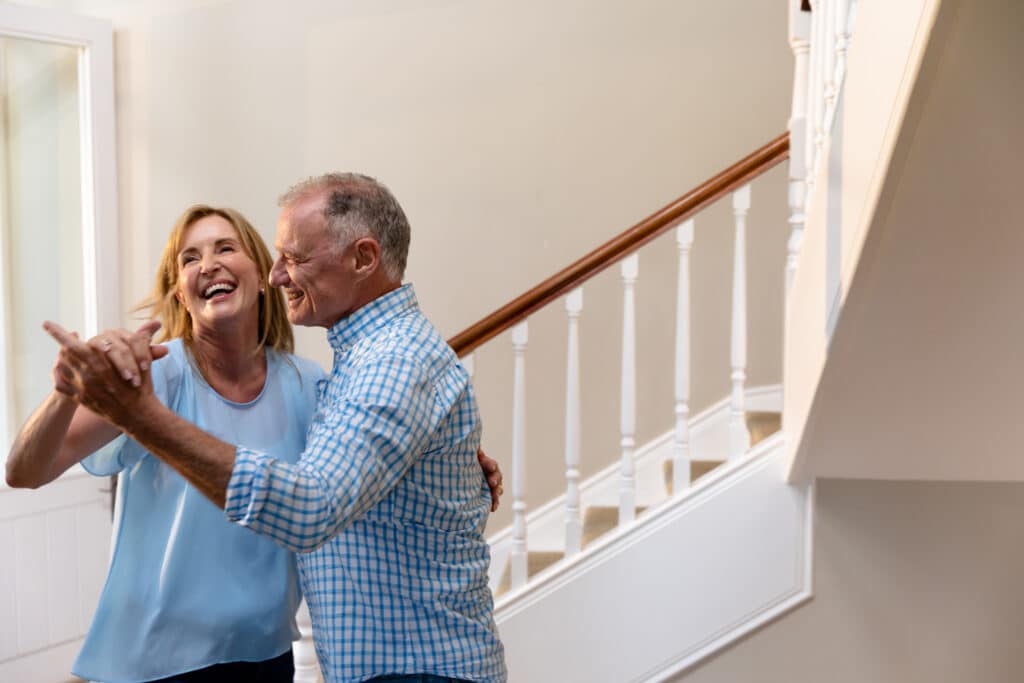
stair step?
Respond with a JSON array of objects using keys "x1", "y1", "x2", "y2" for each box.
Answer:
[
  {"x1": 748, "y1": 411, "x2": 782, "y2": 447},
  {"x1": 581, "y1": 505, "x2": 647, "y2": 549},
  {"x1": 662, "y1": 459, "x2": 724, "y2": 496},
  {"x1": 495, "y1": 503, "x2": 650, "y2": 597},
  {"x1": 495, "y1": 551, "x2": 564, "y2": 597},
  {"x1": 661, "y1": 411, "x2": 781, "y2": 495}
]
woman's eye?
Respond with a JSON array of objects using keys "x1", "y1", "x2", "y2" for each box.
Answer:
[{"x1": 219, "y1": 245, "x2": 235, "y2": 253}]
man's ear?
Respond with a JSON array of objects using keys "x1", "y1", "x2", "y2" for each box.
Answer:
[{"x1": 353, "y1": 237, "x2": 382, "y2": 275}]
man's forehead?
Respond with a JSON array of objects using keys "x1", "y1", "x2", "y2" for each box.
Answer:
[{"x1": 276, "y1": 204, "x2": 326, "y2": 249}]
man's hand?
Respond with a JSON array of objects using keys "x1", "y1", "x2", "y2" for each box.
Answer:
[
  {"x1": 478, "y1": 448, "x2": 503, "y2": 512},
  {"x1": 42, "y1": 321, "x2": 166, "y2": 427}
]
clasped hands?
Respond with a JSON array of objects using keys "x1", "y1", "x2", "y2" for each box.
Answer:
[{"x1": 43, "y1": 320, "x2": 165, "y2": 427}]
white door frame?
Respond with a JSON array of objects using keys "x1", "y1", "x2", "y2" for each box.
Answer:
[
  {"x1": 0, "y1": 6, "x2": 118, "y2": 681},
  {"x1": 0, "y1": 3, "x2": 119, "y2": 459}
]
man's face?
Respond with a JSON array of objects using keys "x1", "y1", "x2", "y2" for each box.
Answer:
[{"x1": 270, "y1": 195, "x2": 357, "y2": 328}]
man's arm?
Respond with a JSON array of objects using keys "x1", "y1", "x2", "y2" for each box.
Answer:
[
  {"x1": 46, "y1": 322, "x2": 490, "y2": 549},
  {"x1": 226, "y1": 352, "x2": 438, "y2": 553},
  {"x1": 44, "y1": 321, "x2": 236, "y2": 507}
]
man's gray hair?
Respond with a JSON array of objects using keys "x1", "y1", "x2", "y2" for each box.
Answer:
[{"x1": 278, "y1": 172, "x2": 411, "y2": 281}]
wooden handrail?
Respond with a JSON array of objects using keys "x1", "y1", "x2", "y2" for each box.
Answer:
[{"x1": 448, "y1": 132, "x2": 790, "y2": 356}]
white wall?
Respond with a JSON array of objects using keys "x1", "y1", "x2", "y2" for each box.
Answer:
[
  {"x1": 671, "y1": 478, "x2": 1024, "y2": 682},
  {"x1": 18, "y1": 0, "x2": 792, "y2": 530}
]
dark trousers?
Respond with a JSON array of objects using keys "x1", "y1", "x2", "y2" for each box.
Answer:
[{"x1": 147, "y1": 650, "x2": 294, "y2": 683}]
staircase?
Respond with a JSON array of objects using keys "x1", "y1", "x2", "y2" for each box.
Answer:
[
  {"x1": 494, "y1": 410, "x2": 781, "y2": 597},
  {"x1": 480, "y1": 0, "x2": 1015, "y2": 678},
  {"x1": 441, "y1": 1, "x2": 859, "y2": 678},
  {"x1": 284, "y1": 1, "x2": 858, "y2": 679}
]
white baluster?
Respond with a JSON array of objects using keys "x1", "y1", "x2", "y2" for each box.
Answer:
[
  {"x1": 805, "y1": 0, "x2": 822, "y2": 198},
  {"x1": 811, "y1": 0, "x2": 829, "y2": 178},
  {"x1": 821, "y1": 0, "x2": 838, "y2": 129},
  {"x1": 462, "y1": 352, "x2": 475, "y2": 379},
  {"x1": 563, "y1": 288, "x2": 583, "y2": 556},
  {"x1": 673, "y1": 221, "x2": 694, "y2": 494},
  {"x1": 510, "y1": 321, "x2": 529, "y2": 589},
  {"x1": 787, "y1": 0, "x2": 811, "y2": 301},
  {"x1": 619, "y1": 254, "x2": 638, "y2": 525},
  {"x1": 729, "y1": 186, "x2": 751, "y2": 461},
  {"x1": 293, "y1": 599, "x2": 320, "y2": 683},
  {"x1": 832, "y1": 0, "x2": 854, "y2": 112}
]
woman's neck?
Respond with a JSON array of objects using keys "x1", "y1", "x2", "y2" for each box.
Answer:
[{"x1": 190, "y1": 320, "x2": 268, "y2": 403}]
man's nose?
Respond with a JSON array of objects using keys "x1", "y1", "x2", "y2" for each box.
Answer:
[{"x1": 269, "y1": 258, "x2": 286, "y2": 287}]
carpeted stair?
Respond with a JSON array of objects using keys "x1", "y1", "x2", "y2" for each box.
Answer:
[{"x1": 662, "y1": 411, "x2": 781, "y2": 495}]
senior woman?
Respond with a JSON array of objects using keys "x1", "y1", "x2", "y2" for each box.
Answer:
[{"x1": 5, "y1": 205, "x2": 501, "y2": 683}]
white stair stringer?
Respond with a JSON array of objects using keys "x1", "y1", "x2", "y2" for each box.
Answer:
[
  {"x1": 494, "y1": 433, "x2": 813, "y2": 682},
  {"x1": 487, "y1": 384, "x2": 782, "y2": 590}
]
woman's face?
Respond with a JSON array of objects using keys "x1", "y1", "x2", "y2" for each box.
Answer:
[{"x1": 175, "y1": 214, "x2": 263, "y2": 334}]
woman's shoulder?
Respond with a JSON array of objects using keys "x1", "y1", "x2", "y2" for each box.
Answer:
[
  {"x1": 150, "y1": 338, "x2": 190, "y2": 399},
  {"x1": 272, "y1": 350, "x2": 327, "y2": 385},
  {"x1": 153, "y1": 338, "x2": 187, "y2": 373}
]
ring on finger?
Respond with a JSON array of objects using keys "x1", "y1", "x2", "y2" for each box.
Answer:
[{"x1": 100, "y1": 338, "x2": 113, "y2": 352}]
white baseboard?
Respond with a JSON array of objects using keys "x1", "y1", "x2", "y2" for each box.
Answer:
[{"x1": 0, "y1": 638, "x2": 83, "y2": 683}]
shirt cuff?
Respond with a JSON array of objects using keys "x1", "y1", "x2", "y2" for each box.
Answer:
[{"x1": 225, "y1": 445, "x2": 271, "y2": 524}]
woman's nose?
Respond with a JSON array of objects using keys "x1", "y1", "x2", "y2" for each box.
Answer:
[{"x1": 199, "y1": 252, "x2": 220, "y2": 274}]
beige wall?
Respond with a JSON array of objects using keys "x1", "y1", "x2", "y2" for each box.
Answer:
[
  {"x1": 672, "y1": 479, "x2": 1024, "y2": 682},
  {"x1": 790, "y1": 0, "x2": 1024, "y2": 482},
  {"x1": 23, "y1": 0, "x2": 791, "y2": 530}
]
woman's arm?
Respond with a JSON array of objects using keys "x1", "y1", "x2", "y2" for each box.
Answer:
[
  {"x1": 6, "y1": 347, "x2": 123, "y2": 489},
  {"x1": 6, "y1": 392, "x2": 122, "y2": 489}
]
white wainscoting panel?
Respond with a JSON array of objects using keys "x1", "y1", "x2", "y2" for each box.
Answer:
[
  {"x1": 46, "y1": 506, "x2": 81, "y2": 644},
  {"x1": 495, "y1": 437, "x2": 811, "y2": 682},
  {"x1": 14, "y1": 513, "x2": 49, "y2": 654},
  {"x1": 0, "y1": 520, "x2": 18, "y2": 661},
  {"x1": 0, "y1": 469, "x2": 111, "y2": 681}
]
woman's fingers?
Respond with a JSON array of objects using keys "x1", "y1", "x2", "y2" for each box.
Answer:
[{"x1": 90, "y1": 332, "x2": 141, "y2": 386}]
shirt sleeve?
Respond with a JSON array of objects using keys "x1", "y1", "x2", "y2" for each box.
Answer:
[{"x1": 224, "y1": 352, "x2": 437, "y2": 553}]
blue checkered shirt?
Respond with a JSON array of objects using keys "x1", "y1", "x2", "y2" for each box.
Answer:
[{"x1": 225, "y1": 284, "x2": 506, "y2": 683}]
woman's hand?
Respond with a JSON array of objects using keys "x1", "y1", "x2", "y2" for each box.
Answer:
[
  {"x1": 43, "y1": 321, "x2": 167, "y2": 427},
  {"x1": 81, "y1": 322, "x2": 168, "y2": 387},
  {"x1": 478, "y1": 448, "x2": 503, "y2": 512}
]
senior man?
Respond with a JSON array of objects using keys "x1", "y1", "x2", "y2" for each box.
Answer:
[{"x1": 48, "y1": 173, "x2": 507, "y2": 683}]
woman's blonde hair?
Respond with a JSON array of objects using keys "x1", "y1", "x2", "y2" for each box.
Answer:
[{"x1": 136, "y1": 205, "x2": 294, "y2": 355}]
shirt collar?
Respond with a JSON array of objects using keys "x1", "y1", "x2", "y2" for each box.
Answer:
[{"x1": 326, "y1": 283, "x2": 418, "y2": 351}]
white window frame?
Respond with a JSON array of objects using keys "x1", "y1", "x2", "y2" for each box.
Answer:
[{"x1": 0, "y1": 4, "x2": 118, "y2": 473}]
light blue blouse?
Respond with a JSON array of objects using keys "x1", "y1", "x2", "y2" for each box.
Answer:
[{"x1": 72, "y1": 339, "x2": 325, "y2": 683}]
